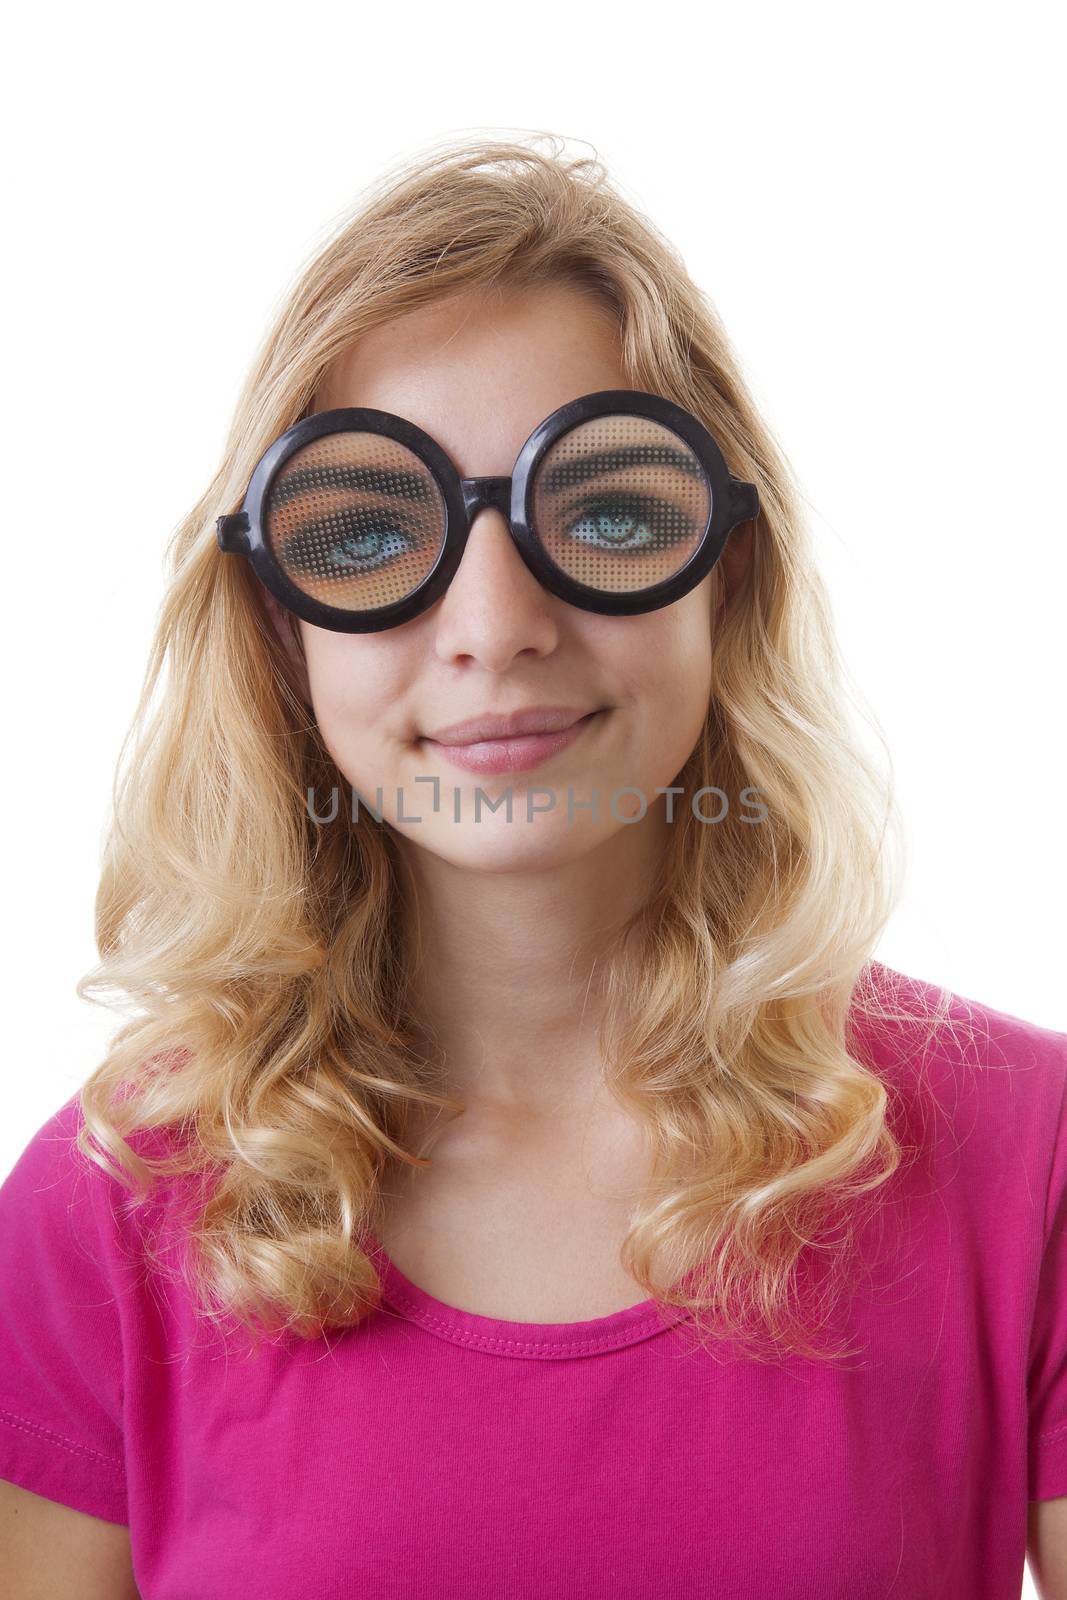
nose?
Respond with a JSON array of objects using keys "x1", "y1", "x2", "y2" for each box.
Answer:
[{"x1": 431, "y1": 492, "x2": 559, "y2": 666}]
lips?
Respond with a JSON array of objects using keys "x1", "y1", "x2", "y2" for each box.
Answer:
[
  {"x1": 421, "y1": 710, "x2": 604, "y2": 775},
  {"x1": 424, "y1": 706, "x2": 597, "y2": 745}
]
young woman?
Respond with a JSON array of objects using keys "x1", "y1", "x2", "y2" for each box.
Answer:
[{"x1": 2, "y1": 134, "x2": 1066, "y2": 1599}]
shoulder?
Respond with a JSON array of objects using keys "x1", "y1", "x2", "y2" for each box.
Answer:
[
  {"x1": 855, "y1": 960, "x2": 1067, "y2": 1095},
  {"x1": 0, "y1": 1091, "x2": 194, "y2": 1524},
  {"x1": 852, "y1": 961, "x2": 1067, "y2": 1226},
  {"x1": 0, "y1": 1090, "x2": 191, "y2": 1349},
  {"x1": 1, "y1": 1090, "x2": 183, "y2": 1257},
  {"x1": 845, "y1": 969, "x2": 1067, "y2": 1505},
  {"x1": 2, "y1": 1091, "x2": 122, "y2": 1256}
]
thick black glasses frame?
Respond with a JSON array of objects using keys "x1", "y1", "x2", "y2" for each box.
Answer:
[{"x1": 216, "y1": 388, "x2": 760, "y2": 634}]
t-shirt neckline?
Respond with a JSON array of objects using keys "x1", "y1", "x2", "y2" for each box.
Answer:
[{"x1": 361, "y1": 1232, "x2": 695, "y2": 1360}]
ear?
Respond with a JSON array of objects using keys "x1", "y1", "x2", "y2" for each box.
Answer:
[{"x1": 257, "y1": 586, "x2": 314, "y2": 706}]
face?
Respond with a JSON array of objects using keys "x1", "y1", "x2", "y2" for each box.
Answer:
[{"x1": 280, "y1": 282, "x2": 722, "y2": 873}]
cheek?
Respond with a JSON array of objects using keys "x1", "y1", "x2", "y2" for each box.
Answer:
[
  {"x1": 301, "y1": 633, "x2": 411, "y2": 767},
  {"x1": 643, "y1": 624, "x2": 713, "y2": 762},
  {"x1": 599, "y1": 596, "x2": 713, "y2": 722},
  {"x1": 587, "y1": 602, "x2": 713, "y2": 783}
]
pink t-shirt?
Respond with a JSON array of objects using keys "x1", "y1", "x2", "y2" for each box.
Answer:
[{"x1": 2, "y1": 966, "x2": 1067, "y2": 1597}]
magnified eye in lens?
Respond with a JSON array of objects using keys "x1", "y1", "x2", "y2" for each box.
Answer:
[
  {"x1": 264, "y1": 432, "x2": 447, "y2": 614},
  {"x1": 530, "y1": 415, "x2": 712, "y2": 594}
]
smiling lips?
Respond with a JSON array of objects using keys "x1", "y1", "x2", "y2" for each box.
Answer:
[{"x1": 421, "y1": 706, "x2": 604, "y2": 774}]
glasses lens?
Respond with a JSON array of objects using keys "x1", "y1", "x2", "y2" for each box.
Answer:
[
  {"x1": 264, "y1": 432, "x2": 447, "y2": 615},
  {"x1": 530, "y1": 414, "x2": 711, "y2": 594}
]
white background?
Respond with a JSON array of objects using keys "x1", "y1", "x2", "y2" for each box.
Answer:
[{"x1": 1, "y1": 3, "x2": 1063, "y2": 1586}]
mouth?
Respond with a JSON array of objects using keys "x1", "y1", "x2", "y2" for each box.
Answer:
[{"x1": 420, "y1": 709, "x2": 605, "y2": 776}]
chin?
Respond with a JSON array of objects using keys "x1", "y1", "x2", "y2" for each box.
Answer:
[{"x1": 409, "y1": 822, "x2": 598, "y2": 872}]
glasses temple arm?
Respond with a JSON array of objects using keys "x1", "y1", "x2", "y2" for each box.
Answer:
[
  {"x1": 727, "y1": 477, "x2": 760, "y2": 527},
  {"x1": 217, "y1": 512, "x2": 251, "y2": 554}
]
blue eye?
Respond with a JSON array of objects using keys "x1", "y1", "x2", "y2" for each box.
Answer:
[
  {"x1": 563, "y1": 494, "x2": 687, "y2": 555},
  {"x1": 570, "y1": 509, "x2": 653, "y2": 551},
  {"x1": 281, "y1": 517, "x2": 419, "y2": 579},
  {"x1": 325, "y1": 528, "x2": 412, "y2": 574}
]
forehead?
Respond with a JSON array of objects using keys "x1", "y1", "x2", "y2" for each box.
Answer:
[{"x1": 313, "y1": 283, "x2": 629, "y2": 478}]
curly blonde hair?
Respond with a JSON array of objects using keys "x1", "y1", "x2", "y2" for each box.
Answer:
[{"x1": 75, "y1": 128, "x2": 966, "y2": 1366}]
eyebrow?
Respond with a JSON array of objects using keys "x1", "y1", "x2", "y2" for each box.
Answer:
[
  {"x1": 270, "y1": 463, "x2": 437, "y2": 509},
  {"x1": 269, "y1": 440, "x2": 704, "y2": 510},
  {"x1": 537, "y1": 443, "x2": 703, "y2": 495}
]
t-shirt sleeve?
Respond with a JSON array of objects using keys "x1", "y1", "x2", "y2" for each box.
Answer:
[
  {"x1": 1027, "y1": 1034, "x2": 1067, "y2": 1501},
  {"x1": 0, "y1": 1094, "x2": 129, "y2": 1523}
]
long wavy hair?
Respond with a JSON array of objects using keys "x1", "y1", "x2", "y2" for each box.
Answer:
[{"x1": 75, "y1": 129, "x2": 966, "y2": 1365}]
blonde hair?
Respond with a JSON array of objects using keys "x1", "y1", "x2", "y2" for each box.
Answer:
[{"x1": 75, "y1": 129, "x2": 967, "y2": 1365}]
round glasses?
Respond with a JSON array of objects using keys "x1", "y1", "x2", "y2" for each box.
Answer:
[{"x1": 216, "y1": 389, "x2": 760, "y2": 633}]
